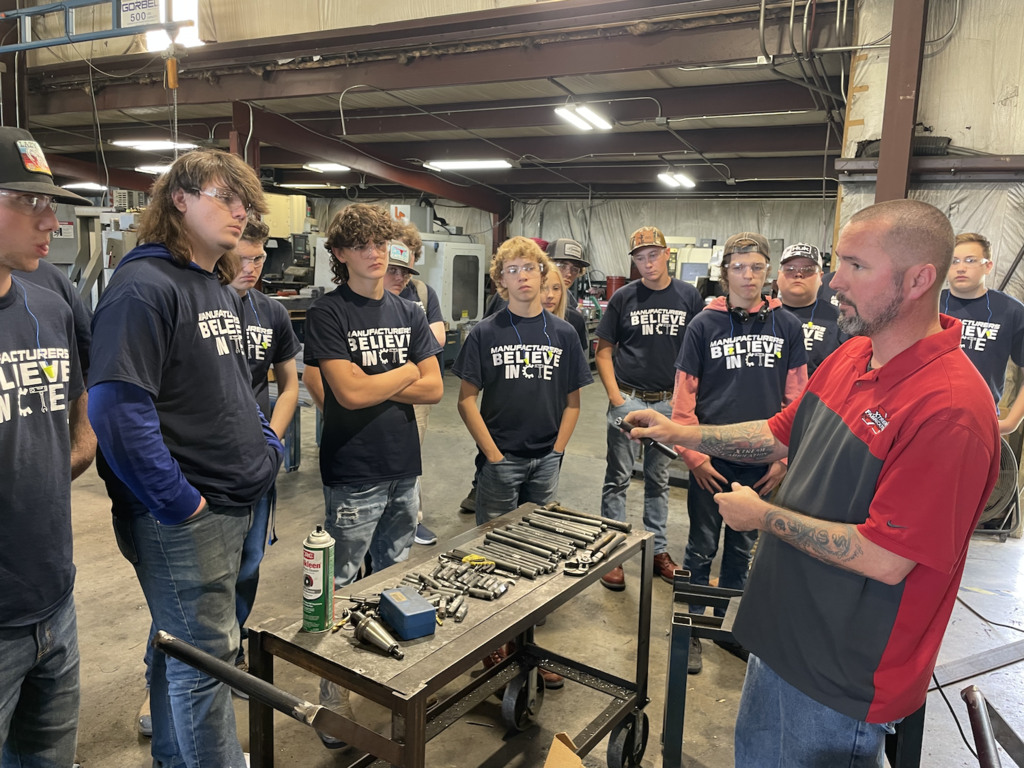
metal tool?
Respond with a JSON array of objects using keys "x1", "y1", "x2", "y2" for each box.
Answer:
[
  {"x1": 564, "y1": 532, "x2": 628, "y2": 577},
  {"x1": 541, "y1": 503, "x2": 632, "y2": 533},
  {"x1": 350, "y1": 610, "x2": 404, "y2": 660},
  {"x1": 613, "y1": 416, "x2": 679, "y2": 460}
]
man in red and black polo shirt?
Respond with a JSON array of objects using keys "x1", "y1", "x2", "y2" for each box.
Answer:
[{"x1": 625, "y1": 199, "x2": 999, "y2": 767}]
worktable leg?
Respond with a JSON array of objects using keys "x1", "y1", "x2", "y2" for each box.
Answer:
[
  {"x1": 662, "y1": 613, "x2": 692, "y2": 768},
  {"x1": 249, "y1": 631, "x2": 275, "y2": 768},
  {"x1": 391, "y1": 695, "x2": 427, "y2": 768},
  {"x1": 636, "y1": 537, "x2": 653, "y2": 708}
]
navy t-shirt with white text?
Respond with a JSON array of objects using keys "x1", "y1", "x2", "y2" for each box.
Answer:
[
  {"x1": 242, "y1": 290, "x2": 302, "y2": 417},
  {"x1": 304, "y1": 284, "x2": 442, "y2": 486},
  {"x1": 782, "y1": 300, "x2": 847, "y2": 376},
  {"x1": 595, "y1": 279, "x2": 703, "y2": 392},
  {"x1": 0, "y1": 279, "x2": 84, "y2": 627},
  {"x1": 89, "y1": 246, "x2": 279, "y2": 508},
  {"x1": 940, "y1": 289, "x2": 1024, "y2": 402},
  {"x1": 675, "y1": 304, "x2": 806, "y2": 431},
  {"x1": 453, "y1": 309, "x2": 592, "y2": 458}
]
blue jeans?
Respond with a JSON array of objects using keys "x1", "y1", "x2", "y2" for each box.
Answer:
[
  {"x1": 324, "y1": 478, "x2": 418, "y2": 590},
  {"x1": 684, "y1": 458, "x2": 761, "y2": 616},
  {"x1": 114, "y1": 503, "x2": 251, "y2": 768},
  {"x1": 601, "y1": 396, "x2": 674, "y2": 554},
  {"x1": 236, "y1": 487, "x2": 276, "y2": 661},
  {"x1": 735, "y1": 655, "x2": 894, "y2": 768},
  {"x1": 0, "y1": 592, "x2": 80, "y2": 766},
  {"x1": 476, "y1": 450, "x2": 562, "y2": 525}
]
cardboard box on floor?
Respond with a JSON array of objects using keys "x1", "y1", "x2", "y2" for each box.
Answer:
[{"x1": 544, "y1": 733, "x2": 584, "y2": 768}]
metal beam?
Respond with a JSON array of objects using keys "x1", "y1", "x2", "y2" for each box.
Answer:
[
  {"x1": 242, "y1": 104, "x2": 506, "y2": 214},
  {"x1": 28, "y1": 81, "x2": 828, "y2": 146},
  {"x1": 47, "y1": 153, "x2": 153, "y2": 191},
  {"x1": 874, "y1": 0, "x2": 930, "y2": 202},
  {"x1": 836, "y1": 156, "x2": 1024, "y2": 183},
  {"x1": 27, "y1": 9, "x2": 837, "y2": 116},
  {"x1": 348, "y1": 125, "x2": 835, "y2": 164}
]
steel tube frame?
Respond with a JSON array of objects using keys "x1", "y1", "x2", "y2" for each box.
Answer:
[{"x1": 247, "y1": 511, "x2": 653, "y2": 768}]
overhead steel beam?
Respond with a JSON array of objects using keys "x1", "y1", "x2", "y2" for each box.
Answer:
[
  {"x1": 874, "y1": 0, "x2": 930, "y2": 202},
  {"x1": 240, "y1": 104, "x2": 507, "y2": 214},
  {"x1": 837, "y1": 155, "x2": 1024, "y2": 183},
  {"x1": 28, "y1": 0, "x2": 798, "y2": 77},
  {"x1": 28, "y1": 81, "x2": 828, "y2": 147},
  {"x1": 350, "y1": 125, "x2": 835, "y2": 164},
  {"x1": 277, "y1": 156, "x2": 833, "y2": 187},
  {"x1": 27, "y1": 9, "x2": 837, "y2": 116},
  {"x1": 47, "y1": 154, "x2": 153, "y2": 191}
]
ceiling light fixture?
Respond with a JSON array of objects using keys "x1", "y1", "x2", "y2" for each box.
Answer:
[
  {"x1": 575, "y1": 106, "x2": 613, "y2": 130},
  {"x1": 658, "y1": 173, "x2": 681, "y2": 187},
  {"x1": 302, "y1": 162, "x2": 351, "y2": 173},
  {"x1": 424, "y1": 160, "x2": 513, "y2": 171},
  {"x1": 279, "y1": 183, "x2": 345, "y2": 189},
  {"x1": 114, "y1": 140, "x2": 197, "y2": 152},
  {"x1": 673, "y1": 172, "x2": 697, "y2": 188},
  {"x1": 62, "y1": 182, "x2": 107, "y2": 191},
  {"x1": 135, "y1": 165, "x2": 172, "y2": 175},
  {"x1": 554, "y1": 107, "x2": 593, "y2": 131}
]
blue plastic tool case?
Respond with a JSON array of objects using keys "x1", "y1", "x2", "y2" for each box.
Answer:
[{"x1": 379, "y1": 586, "x2": 436, "y2": 640}]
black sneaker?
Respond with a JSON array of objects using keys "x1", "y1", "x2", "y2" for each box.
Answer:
[
  {"x1": 414, "y1": 523, "x2": 438, "y2": 545},
  {"x1": 714, "y1": 639, "x2": 750, "y2": 663},
  {"x1": 460, "y1": 487, "x2": 476, "y2": 513},
  {"x1": 688, "y1": 637, "x2": 703, "y2": 675}
]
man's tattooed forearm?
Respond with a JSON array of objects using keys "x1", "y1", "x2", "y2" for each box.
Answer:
[
  {"x1": 763, "y1": 508, "x2": 864, "y2": 567},
  {"x1": 695, "y1": 420, "x2": 778, "y2": 462}
]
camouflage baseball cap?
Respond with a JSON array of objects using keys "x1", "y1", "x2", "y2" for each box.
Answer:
[
  {"x1": 723, "y1": 232, "x2": 771, "y2": 259},
  {"x1": 628, "y1": 226, "x2": 667, "y2": 254}
]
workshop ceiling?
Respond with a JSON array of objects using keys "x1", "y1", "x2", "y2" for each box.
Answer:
[{"x1": 22, "y1": 0, "x2": 851, "y2": 204}]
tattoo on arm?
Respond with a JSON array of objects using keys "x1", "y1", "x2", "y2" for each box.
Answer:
[
  {"x1": 695, "y1": 420, "x2": 783, "y2": 463},
  {"x1": 764, "y1": 507, "x2": 864, "y2": 569}
]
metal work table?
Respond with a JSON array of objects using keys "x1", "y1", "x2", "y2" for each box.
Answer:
[{"x1": 249, "y1": 504, "x2": 655, "y2": 768}]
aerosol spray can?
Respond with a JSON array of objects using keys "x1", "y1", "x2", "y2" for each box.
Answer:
[{"x1": 302, "y1": 525, "x2": 335, "y2": 633}]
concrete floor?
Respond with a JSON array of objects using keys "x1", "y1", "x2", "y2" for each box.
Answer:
[{"x1": 69, "y1": 373, "x2": 1024, "y2": 768}]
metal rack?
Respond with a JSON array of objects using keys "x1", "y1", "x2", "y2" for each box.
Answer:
[{"x1": 244, "y1": 504, "x2": 655, "y2": 768}]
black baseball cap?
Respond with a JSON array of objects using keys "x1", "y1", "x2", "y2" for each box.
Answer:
[
  {"x1": 780, "y1": 243, "x2": 823, "y2": 269},
  {"x1": 0, "y1": 127, "x2": 90, "y2": 204},
  {"x1": 546, "y1": 238, "x2": 590, "y2": 268}
]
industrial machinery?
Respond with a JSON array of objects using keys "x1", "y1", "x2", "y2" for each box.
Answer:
[
  {"x1": 664, "y1": 236, "x2": 715, "y2": 286},
  {"x1": 419, "y1": 233, "x2": 487, "y2": 327}
]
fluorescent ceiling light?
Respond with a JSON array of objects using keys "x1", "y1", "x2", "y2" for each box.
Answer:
[
  {"x1": 554, "y1": 107, "x2": 593, "y2": 131},
  {"x1": 425, "y1": 160, "x2": 513, "y2": 171},
  {"x1": 279, "y1": 183, "x2": 345, "y2": 189},
  {"x1": 135, "y1": 165, "x2": 172, "y2": 175},
  {"x1": 658, "y1": 173, "x2": 681, "y2": 187},
  {"x1": 673, "y1": 173, "x2": 697, "y2": 188},
  {"x1": 62, "y1": 182, "x2": 107, "y2": 191},
  {"x1": 575, "y1": 106, "x2": 613, "y2": 130},
  {"x1": 303, "y1": 162, "x2": 351, "y2": 172},
  {"x1": 113, "y1": 140, "x2": 197, "y2": 152}
]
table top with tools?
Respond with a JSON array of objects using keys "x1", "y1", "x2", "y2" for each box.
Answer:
[{"x1": 256, "y1": 503, "x2": 650, "y2": 699}]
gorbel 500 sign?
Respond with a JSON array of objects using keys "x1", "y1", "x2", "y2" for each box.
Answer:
[{"x1": 121, "y1": 0, "x2": 160, "y2": 27}]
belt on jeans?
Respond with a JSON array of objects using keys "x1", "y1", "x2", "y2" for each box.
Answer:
[{"x1": 617, "y1": 382, "x2": 673, "y2": 403}]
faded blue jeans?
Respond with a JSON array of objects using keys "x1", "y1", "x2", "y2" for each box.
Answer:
[
  {"x1": 235, "y1": 486, "x2": 276, "y2": 662},
  {"x1": 685, "y1": 458, "x2": 762, "y2": 617},
  {"x1": 735, "y1": 654, "x2": 894, "y2": 768},
  {"x1": 475, "y1": 450, "x2": 563, "y2": 525},
  {"x1": 323, "y1": 477, "x2": 418, "y2": 590},
  {"x1": 114, "y1": 503, "x2": 251, "y2": 768},
  {"x1": 601, "y1": 395, "x2": 674, "y2": 554},
  {"x1": 0, "y1": 591, "x2": 80, "y2": 766}
]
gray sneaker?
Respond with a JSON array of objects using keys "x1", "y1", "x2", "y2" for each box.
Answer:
[
  {"x1": 687, "y1": 637, "x2": 703, "y2": 675},
  {"x1": 138, "y1": 690, "x2": 152, "y2": 737}
]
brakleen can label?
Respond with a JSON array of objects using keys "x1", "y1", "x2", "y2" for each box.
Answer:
[{"x1": 302, "y1": 528, "x2": 335, "y2": 633}]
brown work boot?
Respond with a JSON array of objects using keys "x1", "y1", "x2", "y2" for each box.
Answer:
[
  {"x1": 482, "y1": 644, "x2": 508, "y2": 669},
  {"x1": 540, "y1": 669, "x2": 564, "y2": 689},
  {"x1": 600, "y1": 566, "x2": 626, "y2": 591},
  {"x1": 653, "y1": 552, "x2": 680, "y2": 584}
]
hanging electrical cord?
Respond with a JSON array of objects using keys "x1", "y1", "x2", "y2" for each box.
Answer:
[
  {"x1": 243, "y1": 102, "x2": 254, "y2": 166},
  {"x1": 86, "y1": 57, "x2": 110, "y2": 206},
  {"x1": 821, "y1": 121, "x2": 831, "y2": 253},
  {"x1": 932, "y1": 672, "x2": 978, "y2": 759}
]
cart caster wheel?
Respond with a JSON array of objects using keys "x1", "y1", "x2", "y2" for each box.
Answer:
[
  {"x1": 607, "y1": 712, "x2": 649, "y2": 768},
  {"x1": 501, "y1": 668, "x2": 544, "y2": 732}
]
